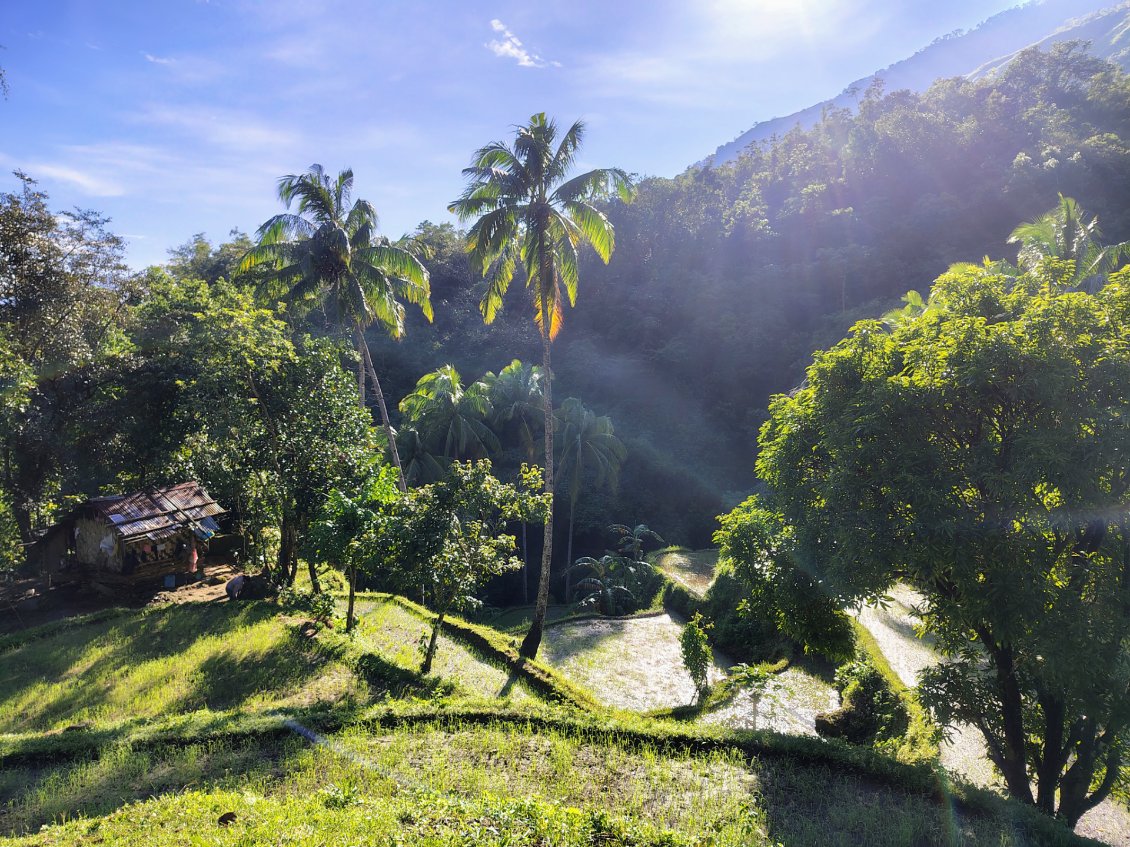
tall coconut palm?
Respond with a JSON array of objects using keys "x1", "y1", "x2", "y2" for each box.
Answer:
[
  {"x1": 449, "y1": 114, "x2": 634, "y2": 657},
  {"x1": 1008, "y1": 195, "x2": 1130, "y2": 290},
  {"x1": 240, "y1": 164, "x2": 432, "y2": 492},
  {"x1": 554, "y1": 397, "x2": 626, "y2": 596},
  {"x1": 398, "y1": 364, "x2": 499, "y2": 461}
]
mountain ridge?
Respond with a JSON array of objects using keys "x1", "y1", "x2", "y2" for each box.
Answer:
[{"x1": 703, "y1": 0, "x2": 1130, "y2": 167}]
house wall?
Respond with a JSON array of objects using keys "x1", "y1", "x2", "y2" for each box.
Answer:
[
  {"x1": 74, "y1": 518, "x2": 121, "y2": 572},
  {"x1": 28, "y1": 527, "x2": 69, "y2": 575}
]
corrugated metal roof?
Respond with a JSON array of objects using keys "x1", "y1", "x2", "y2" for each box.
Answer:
[{"x1": 89, "y1": 481, "x2": 225, "y2": 542}]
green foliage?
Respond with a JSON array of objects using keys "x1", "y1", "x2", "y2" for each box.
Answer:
[
  {"x1": 239, "y1": 164, "x2": 432, "y2": 490},
  {"x1": 450, "y1": 112, "x2": 634, "y2": 659},
  {"x1": 699, "y1": 564, "x2": 792, "y2": 664},
  {"x1": 376, "y1": 461, "x2": 550, "y2": 672},
  {"x1": 679, "y1": 612, "x2": 712, "y2": 704},
  {"x1": 0, "y1": 173, "x2": 133, "y2": 543},
  {"x1": 1008, "y1": 194, "x2": 1130, "y2": 288},
  {"x1": 307, "y1": 464, "x2": 400, "y2": 630},
  {"x1": 849, "y1": 619, "x2": 939, "y2": 765},
  {"x1": 278, "y1": 587, "x2": 337, "y2": 627},
  {"x1": 757, "y1": 256, "x2": 1130, "y2": 824},
  {"x1": 713, "y1": 496, "x2": 855, "y2": 663},
  {"x1": 608, "y1": 523, "x2": 664, "y2": 560},
  {"x1": 398, "y1": 364, "x2": 498, "y2": 465},
  {"x1": 565, "y1": 554, "x2": 656, "y2": 616},
  {"x1": 816, "y1": 657, "x2": 909, "y2": 747}
]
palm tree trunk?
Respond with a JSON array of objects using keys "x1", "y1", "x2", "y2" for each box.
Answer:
[
  {"x1": 356, "y1": 326, "x2": 408, "y2": 493},
  {"x1": 357, "y1": 349, "x2": 365, "y2": 403},
  {"x1": 519, "y1": 289, "x2": 555, "y2": 659}
]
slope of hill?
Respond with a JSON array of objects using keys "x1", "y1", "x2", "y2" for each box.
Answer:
[
  {"x1": 0, "y1": 599, "x2": 1107, "y2": 846},
  {"x1": 706, "y1": 0, "x2": 1126, "y2": 166}
]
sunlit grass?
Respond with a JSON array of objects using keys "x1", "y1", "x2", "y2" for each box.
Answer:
[
  {"x1": 352, "y1": 598, "x2": 536, "y2": 703},
  {"x1": 652, "y1": 548, "x2": 718, "y2": 598},
  {"x1": 0, "y1": 603, "x2": 364, "y2": 732},
  {"x1": 0, "y1": 720, "x2": 1030, "y2": 846}
]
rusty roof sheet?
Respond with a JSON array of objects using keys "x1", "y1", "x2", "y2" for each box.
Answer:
[{"x1": 89, "y1": 481, "x2": 225, "y2": 542}]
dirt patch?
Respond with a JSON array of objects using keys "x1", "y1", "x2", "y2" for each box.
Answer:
[{"x1": 0, "y1": 564, "x2": 245, "y2": 635}]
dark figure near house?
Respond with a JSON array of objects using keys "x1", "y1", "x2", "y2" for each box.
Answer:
[{"x1": 225, "y1": 574, "x2": 246, "y2": 601}]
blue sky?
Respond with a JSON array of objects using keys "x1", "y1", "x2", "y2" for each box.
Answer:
[{"x1": 4, "y1": 0, "x2": 1027, "y2": 268}]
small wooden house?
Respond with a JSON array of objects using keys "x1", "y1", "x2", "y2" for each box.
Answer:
[{"x1": 30, "y1": 482, "x2": 226, "y2": 586}]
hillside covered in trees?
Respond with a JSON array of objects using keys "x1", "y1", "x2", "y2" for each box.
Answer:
[
  {"x1": 5, "y1": 21, "x2": 1130, "y2": 845},
  {"x1": 360, "y1": 43, "x2": 1130, "y2": 548}
]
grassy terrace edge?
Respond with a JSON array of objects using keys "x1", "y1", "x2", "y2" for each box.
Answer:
[
  {"x1": 350, "y1": 591, "x2": 603, "y2": 710},
  {"x1": 0, "y1": 701, "x2": 1102, "y2": 847}
]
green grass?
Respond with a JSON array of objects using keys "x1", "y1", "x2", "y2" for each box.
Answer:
[
  {"x1": 0, "y1": 602, "x2": 364, "y2": 733},
  {"x1": 353, "y1": 598, "x2": 537, "y2": 703},
  {"x1": 652, "y1": 548, "x2": 719, "y2": 598},
  {"x1": 0, "y1": 716, "x2": 1094, "y2": 847},
  {"x1": 851, "y1": 618, "x2": 940, "y2": 764},
  {"x1": 0, "y1": 597, "x2": 1105, "y2": 847},
  {"x1": 539, "y1": 612, "x2": 714, "y2": 711},
  {"x1": 487, "y1": 604, "x2": 581, "y2": 634}
]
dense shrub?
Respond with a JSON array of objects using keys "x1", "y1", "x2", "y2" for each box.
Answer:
[
  {"x1": 700, "y1": 564, "x2": 792, "y2": 663},
  {"x1": 816, "y1": 656, "x2": 909, "y2": 746}
]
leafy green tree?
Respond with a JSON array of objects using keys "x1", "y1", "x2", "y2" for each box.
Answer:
[
  {"x1": 240, "y1": 164, "x2": 432, "y2": 491},
  {"x1": 398, "y1": 365, "x2": 499, "y2": 461},
  {"x1": 1008, "y1": 194, "x2": 1130, "y2": 290},
  {"x1": 755, "y1": 258, "x2": 1130, "y2": 826},
  {"x1": 680, "y1": 612, "x2": 713, "y2": 705},
  {"x1": 167, "y1": 231, "x2": 257, "y2": 285},
  {"x1": 308, "y1": 465, "x2": 399, "y2": 632},
  {"x1": 712, "y1": 496, "x2": 854, "y2": 662},
  {"x1": 394, "y1": 424, "x2": 446, "y2": 487},
  {"x1": 489, "y1": 359, "x2": 546, "y2": 600},
  {"x1": 379, "y1": 460, "x2": 549, "y2": 673},
  {"x1": 449, "y1": 113, "x2": 634, "y2": 658},
  {"x1": 489, "y1": 359, "x2": 545, "y2": 464},
  {"x1": 0, "y1": 172, "x2": 132, "y2": 542},
  {"x1": 130, "y1": 274, "x2": 373, "y2": 585},
  {"x1": 555, "y1": 397, "x2": 626, "y2": 582}
]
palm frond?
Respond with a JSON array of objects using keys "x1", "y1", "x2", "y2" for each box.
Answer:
[
  {"x1": 254, "y1": 213, "x2": 315, "y2": 245},
  {"x1": 563, "y1": 201, "x2": 615, "y2": 262}
]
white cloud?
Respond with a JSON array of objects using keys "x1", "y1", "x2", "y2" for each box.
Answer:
[
  {"x1": 486, "y1": 19, "x2": 560, "y2": 69},
  {"x1": 135, "y1": 104, "x2": 302, "y2": 153},
  {"x1": 143, "y1": 52, "x2": 175, "y2": 65},
  {"x1": 28, "y1": 163, "x2": 126, "y2": 196}
]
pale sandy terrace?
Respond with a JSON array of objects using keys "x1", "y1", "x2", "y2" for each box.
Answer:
[
  {"x1": 854, "y1": 584, "x2": 1130, "y2": 847},
  {"x1": 539, "y1": 611, "x2": 837, "y2": 735}
]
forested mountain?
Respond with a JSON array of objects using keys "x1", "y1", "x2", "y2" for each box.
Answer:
[
  {"x1": 367, "y1": 44, "x2": 1130, "y2": 549},
  {"x1": 707, "y1": 0, "x2": 1127, "y2": 166}
]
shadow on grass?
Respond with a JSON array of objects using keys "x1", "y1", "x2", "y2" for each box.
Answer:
[
  {"x1": 0, "y1": 603, "x2": 327, "y2": 732},
  {"x1": 0, "y1": 735, "x2": 295, "y2": 837},
  {"x1": 754, "y1": 757, "x2": 1023, "y2": 847}
]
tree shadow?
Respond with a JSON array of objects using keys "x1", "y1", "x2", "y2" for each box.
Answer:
[
  {"x1": 0, "y1": 603, "x2": 303, "y2": 732},
  {"x1": 753, "y1": 757, "x2": 1006, "y2": 846},
  {"x1": 0, "y1": 733, "x2": 295, "y2": 837}
]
